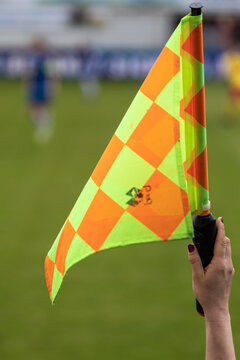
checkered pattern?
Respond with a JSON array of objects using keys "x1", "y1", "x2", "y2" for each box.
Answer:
[
  {"x1": 180, "y1": 16, "x2": 209, "y2": 213},
  {"x1": 45, "y1": 13, "x2": 209, "y2": 303}
]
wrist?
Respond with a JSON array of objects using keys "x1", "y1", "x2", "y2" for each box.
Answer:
[{"x1": 204, "y1": 308, "x2": 230, "y2": 324}]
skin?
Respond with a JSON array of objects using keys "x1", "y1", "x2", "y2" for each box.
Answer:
[{"x1": 188, "y1": 217, "x2": 236, "y2": 360}]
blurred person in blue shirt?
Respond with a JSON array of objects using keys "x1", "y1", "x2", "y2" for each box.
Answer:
[{"x1": 25, "y1": 40, "x2": 57, "y2": 143}]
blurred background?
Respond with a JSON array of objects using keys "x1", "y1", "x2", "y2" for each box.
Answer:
[{"x1": 1, "y1": 0, "x2": 240, "y2": 359}]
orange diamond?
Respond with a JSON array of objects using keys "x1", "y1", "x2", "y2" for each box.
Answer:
[
  {"x1": 140, "y1": 46, "x2": 180, "y2": 101},
  {"x1": 77, "y1": 189, "x2": 124, "y2": 251},
  {"x1": 55, "y1": 220, "x2": 76, "y2": 275},
  {"x1": 45, "y1": 255, "x2": 55, "y2": 297},
  {"x1": 180, "y1": 98, "x2": 185, "y2": 120},
  {"x1": 91, "y1": 135, "x2": 124, "y2": 187},
  {"x1": 184, "y1": 86, "x2": 206, "y2": 127},
  {"x1": 187, "y1": 148, "x2": 208, "y2": 190},
  {"x1": 127, "y1": 170, "x2": 190, "y2": 240},
  {"x1": 127, "y1": 103, "x2": 180, "y2": 168},
  {"x1": 182, "y1": 22, "x2": 204, "y2": 63}
]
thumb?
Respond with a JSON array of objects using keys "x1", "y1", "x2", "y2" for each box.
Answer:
[{"x1": 187, "y1": 244, "x2": 204, "y2": 279}]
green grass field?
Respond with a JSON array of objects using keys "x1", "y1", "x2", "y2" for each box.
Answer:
[{"x1": 1, "y1": 79, "x2": 240, "y2": 359}]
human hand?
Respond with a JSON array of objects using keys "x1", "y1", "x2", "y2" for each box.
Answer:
[{"x1": 188, "y1": 217, "x2": 234, "y2": 320}]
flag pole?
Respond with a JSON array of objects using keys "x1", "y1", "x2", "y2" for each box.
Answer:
[{"x1": 189, "y1": 2, "x2": 218, "y2": 317}]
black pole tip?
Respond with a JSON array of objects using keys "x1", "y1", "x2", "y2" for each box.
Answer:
[{"x1": 190, "y1": 2, "x2": 203, "y2": 16}]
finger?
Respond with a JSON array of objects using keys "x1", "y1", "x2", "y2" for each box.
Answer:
[
  {"x1": 214, "y1": 217, "x2": 227, "y2": 259},
  {"x1": 226, "y1": 237, "x2": 232, "y2": 260},
  {"x1": 188, "y1": 244, "x2": 204, "y2": 279},
  {"x1": 225, "y1": 237, "x2": 234, "y2": 272}
]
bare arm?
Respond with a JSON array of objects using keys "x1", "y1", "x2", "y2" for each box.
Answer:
[
  {"x1": 205, "y1": 312, "x2": 234, "y2": 360},
  {"x1": 188, "y1": 217, "x2": 235, "y2": 360}
]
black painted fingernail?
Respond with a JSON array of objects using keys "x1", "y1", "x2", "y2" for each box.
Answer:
[
  {"x1": 188, "y1": 244, "x2": 194, "y2": 253},
  {"x1": 221, "y1": 217, "x2": 224, "y2": 223}
]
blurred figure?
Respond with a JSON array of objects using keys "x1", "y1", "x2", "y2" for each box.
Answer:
[
  {"x1": 221, "y1": 43, "x2": 240, "y2": 125},
  {"x1": 78, "y1": 44, "x2": 100, "y2": 100},
  {"x1": 25, "y1": 39, "x2": 56, "y2": 143},
  {"x1": 218, "y1": 15, "x2": 240, "y2": 126}
]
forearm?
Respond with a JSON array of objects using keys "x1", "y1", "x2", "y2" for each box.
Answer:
[{"x1": 205, "y1": 312, "x2": 236, "y2": 360}]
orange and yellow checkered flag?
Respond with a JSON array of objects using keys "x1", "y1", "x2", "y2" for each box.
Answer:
[{"x1": 45, "y1": 12, "x2": 210, "y2": 303}]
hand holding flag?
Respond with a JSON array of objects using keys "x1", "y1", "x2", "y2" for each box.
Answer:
[{"x1": 189, "y1": 217, "x2": 234, "y2": 318}]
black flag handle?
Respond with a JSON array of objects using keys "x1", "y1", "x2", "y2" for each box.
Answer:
[
  {"x1": 190, "y1": 2, "x2": 203, "y2": 16},
  {"x1": 193, "y1": 213, "x2": 218, "y2": 316}
]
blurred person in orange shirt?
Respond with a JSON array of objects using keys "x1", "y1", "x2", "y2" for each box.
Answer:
[{"x1": 221, "y1": 43, "x2": 240, "y2": 124}]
